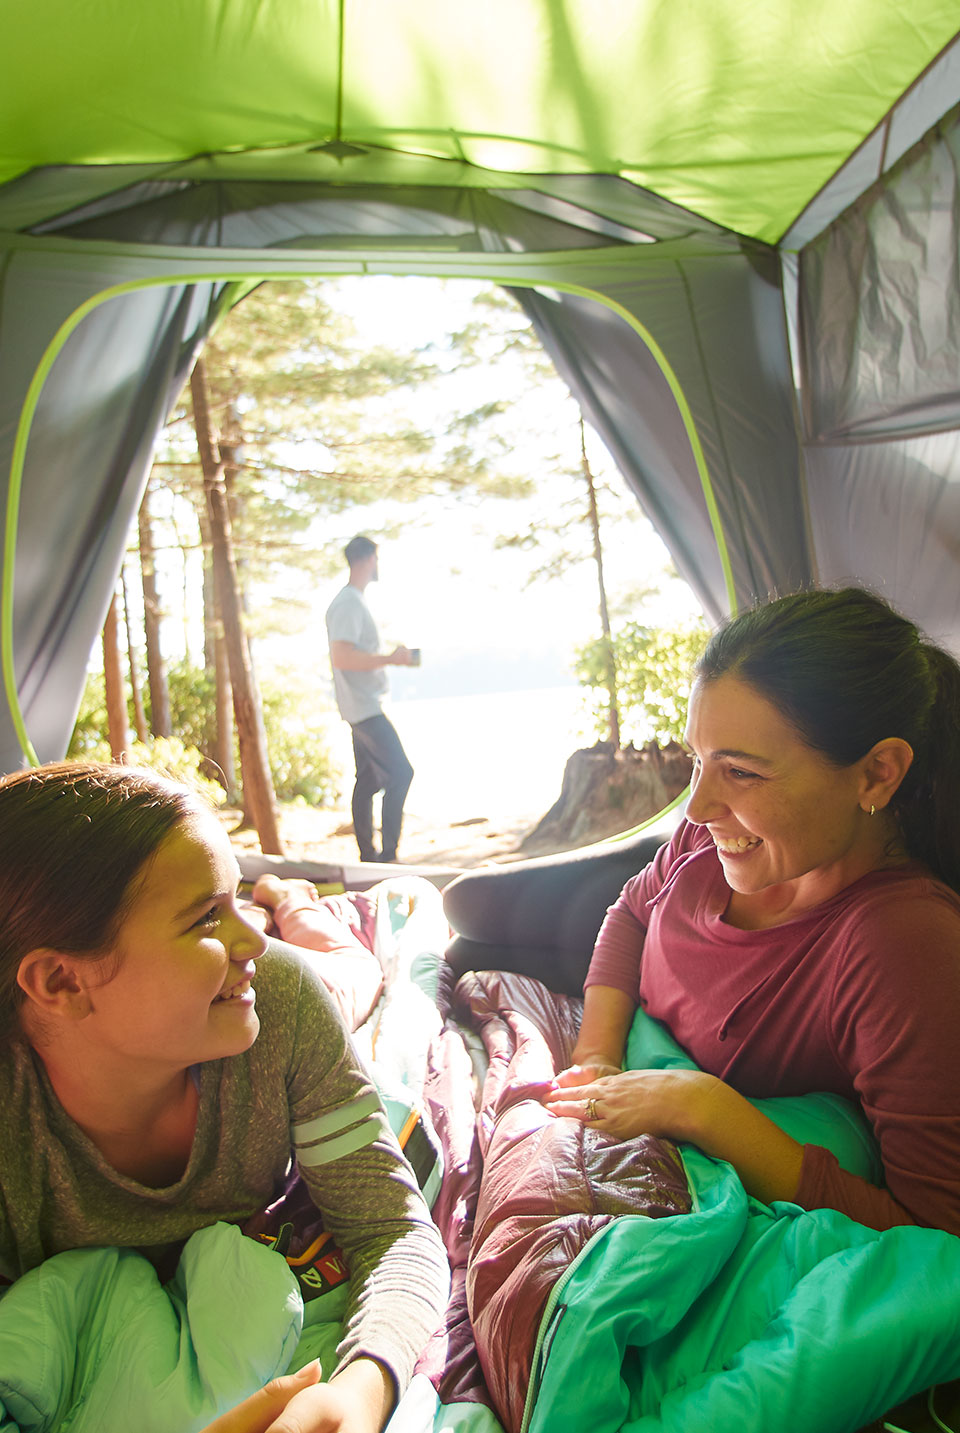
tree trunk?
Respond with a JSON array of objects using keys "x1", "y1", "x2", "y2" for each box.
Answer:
[
  {"x1": 102, "y1": 591, "x2": 129, "y2": 760},
  {"x1": 120, "y1": 563, "x2": 149, "y2": 744},
  {"x1": 199, "y1": 508, "x2": 237, "y2": 796},
  {"x1": 581, "y1": 415, "x2": 620, "y2": 747},
  {"x1": 138, "y1": 485, "x2": 172, "y2": 737},
  {"x1": 213, "y1": 632, "x2": 237, "y2": 798},
  {"x1": 201, "y1": 506, "x2": 217, "y2": 675},
  {"x1": 221, "y1": 410, "x2": 259, "y2": 684},
  {"x1": 190, "y1": 357, "x2": 284, "y2": 855},
  {"x1": 220, "y1": 407, "x2": 259, "y2": 820}
]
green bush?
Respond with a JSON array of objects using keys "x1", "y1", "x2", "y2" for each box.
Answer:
[
  {"x1": 165, "y1": 662, "x2": 218, "y2": 756},
  {"x1": 163, "y1": 662, "x2": 342, "y2": 804},
  {"x1": 67, "y1": 671, "x2": 111, "y2": 760},
  {"x1": 260, "y1": 683, "x2": 342, "y2": 806},
  {"x1": 68, "y1": 662, "x2": 341, "y2": 807},
  {"x1": 576, "y1": 618, "x2": 709, "y2": 746}
]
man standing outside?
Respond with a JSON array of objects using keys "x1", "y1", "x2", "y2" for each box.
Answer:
[{"x1": 325, "y1": 535, "x2": 415, "y2": 864}]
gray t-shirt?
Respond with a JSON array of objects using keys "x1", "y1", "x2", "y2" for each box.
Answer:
[
  {"x1": 0, "y1": 944, "x2": 447, "y2": 1393},
  {"x1": 325, "y1": 584, "x2": 389, "y2": 725}
]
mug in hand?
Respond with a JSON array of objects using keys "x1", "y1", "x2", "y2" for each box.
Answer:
[{"x1": 409, "y1": 648, "x2": 421, "y2": 666}]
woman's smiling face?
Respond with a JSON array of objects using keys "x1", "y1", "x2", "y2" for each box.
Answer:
[{"x1": 683, "y1": 673, "x2": 881, "y2": 917}]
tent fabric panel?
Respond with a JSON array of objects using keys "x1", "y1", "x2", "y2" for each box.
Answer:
[
  {"x1": 517, "y1": 286, "x2": 730, "y2": 624},
  {"x1": 487, "y1": 178, "x2": 738, "y2": 246},
  {"x1": 29, "y1": 177, "x2": 746, "y2": 259},
  {"x1": 488, "y1": 190, "x2": 660, "y2": 247},
  {"x1": 886, "y1": 35, "x2": 960, "y2": 173},
  {"x1": 782, "y1": 32, "x2": 960, "y2": 250},
  {"x1": 6, "y1": 167, "x2": 741, "y2": 249},
  {"x1": 0, "y1": 165, "x2": 188, "y2": 233},
  {"x1": 41, "y1": 182, "x2": 623, "y2": 257},
  {"x1": 803, "y1": 430, "x2": 960, "y2": 652},
  {"x1": 46, "y1": 183, "x2": 511, "y2": 250},
  {"x1": 0, "y1": 258, "x2": 228, "y2": 771},
  {"x1": 517, "y1": 244, "x2": 812, "y2": 621},
  {"x1": 673, "y1": 252, "x2": 814, "y2": 599},
  {"x1": 780, "y1": 130, "x2": 888, "y2": 257},
  {"x1": 0, "y1": 154, "x2": 650, "y2": 233},
  {"x1": 341, "y1": 0, "x2": 890, "y2": 233},
  {"x1": 2, "y1": 2, "x2": 958, "y2": 241},
  {"x1": 0, "y1": 0, "x2": 345, "y2": 185},
  {"x1": 799, "y1": 110, "x2": 960, "y2": 442}
]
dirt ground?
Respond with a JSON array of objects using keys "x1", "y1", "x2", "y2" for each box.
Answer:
[{"x1": 220, "y1": 798, "x2": 548, "y2": 872}]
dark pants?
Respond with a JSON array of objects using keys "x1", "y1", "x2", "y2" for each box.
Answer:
[{"x1": 350, "y1": 713, "x2": 414, "y2": 863}]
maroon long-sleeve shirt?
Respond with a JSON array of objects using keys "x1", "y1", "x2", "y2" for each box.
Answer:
[{"x1": 586, "y1": 820, "x2": 960, "y2": 1234}]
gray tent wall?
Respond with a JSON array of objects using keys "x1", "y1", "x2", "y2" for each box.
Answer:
[
  {"x1": 0, "y1": 244, "x2": 234, "y2": 769},
  {"x1": 790, "y1": 103, "x2": 960, "y2": 650},
  {"x1": 513, "y1": 255, "x2": 812, "y2": 611},
  {"x1": 0, "y1": 176, "x2": 810, "y2": 772},
  {"x1": 1, "y1": 87, "x2": 959, "y2": 772}
]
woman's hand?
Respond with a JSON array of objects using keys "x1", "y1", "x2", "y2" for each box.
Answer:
[
  {"x1": 552, "y1": 1060, "x2": 623, "y2": 1088},
  {"x1": 543, "y1": 1067, "x2": 717, "y2": 1143},
  {"x1": 544, "y1": 1069, "x2": 806, "y2": 1206}
]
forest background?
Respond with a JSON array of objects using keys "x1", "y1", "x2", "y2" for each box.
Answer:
[{"x1": 71, "y1": 276, "x2": 706, "y2": 867}]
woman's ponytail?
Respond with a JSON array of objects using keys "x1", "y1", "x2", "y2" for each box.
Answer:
[{"x1": 893, "y1": 645, "x2": 960, "y2": 892}]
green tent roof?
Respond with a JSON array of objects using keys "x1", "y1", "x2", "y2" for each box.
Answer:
[
  {"x1": 3, "y1": 0, "x2": 958, "y2": 241},
  {"x1": 1, "y1": 1, "x2": 960, "y2": 768}
]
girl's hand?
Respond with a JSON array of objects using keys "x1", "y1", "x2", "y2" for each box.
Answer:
[
  {"x1": 265, "y1": 1357, "x2": 394, "y2": 1433},
  {"x1": 200, "y1": 1362, "x2": 323, "y2": 1433},
  {"x1": 199, "y1": 1356, "x2": 393, "y2": 1433},
  {"x1": 543, "y1": 1068, "x2": 717, "y2": 1143},
  {"x1": 258, "y1": 1378, "x2": 377, "y2": 1433}
]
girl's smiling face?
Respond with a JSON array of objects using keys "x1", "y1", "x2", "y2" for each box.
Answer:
[
  {"x1": 684, "y1": 673, "x2": 890, "y2": 919},
  {"x1": 77, "y1": 810, "x2": 268, "y2": 1072}
]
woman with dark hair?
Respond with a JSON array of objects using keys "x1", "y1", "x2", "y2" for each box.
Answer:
[
  {"x1": 0, "y1": 762, "x2": 447, "y2": 1433},
  {"x1": 546, "y1": 587, "x2": 960, "y2": 1236}
]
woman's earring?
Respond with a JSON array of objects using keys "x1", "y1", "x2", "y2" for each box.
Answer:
[{"x1": 869, "y1": 804, "x2": 876, "y2": 817}]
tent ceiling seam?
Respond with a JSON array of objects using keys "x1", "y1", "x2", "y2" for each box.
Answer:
[
  {"x1": 10, "y1": 158, "x2": 765, "y2": 251},
  {"x1": 0, "y1": 228, "x2": 728, "y2": 271},
  {"x1": 335, "y1": 0, "x2": 346, "y2": 143},
  {"x1": 877, "y1": 116, "x2": 891, "y2": 182}
]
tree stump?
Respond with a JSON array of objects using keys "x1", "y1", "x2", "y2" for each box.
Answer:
[{"x1": 520, "y1": 740, "x2": 693, "y2": 853}]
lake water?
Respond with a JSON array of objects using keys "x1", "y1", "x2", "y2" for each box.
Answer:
[{"x1": 325, "y1": 685, "x2": 596, "y2": 826}]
